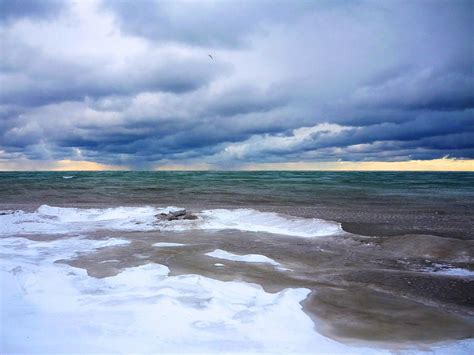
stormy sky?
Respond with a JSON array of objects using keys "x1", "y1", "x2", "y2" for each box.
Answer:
[{"x1": 0, "y1": 0, "x2": 473, "y2": 170}]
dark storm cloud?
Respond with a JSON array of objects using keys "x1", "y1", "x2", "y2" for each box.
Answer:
[
  {"x1": 205, "y1": 85, "x2": 288, "y2": 117},
  {"x1": 352, "y1": 64, "x2": 474, "y2": 112},
  {"x1": 0, "y1": 38, "x2": 227, "y2": 107},
  {"x1": 0, "y1": 0, "x2": 473, "y2": 169},
  {"x1": 318, "y1": 112, "x2": 474, "y2": 150}
]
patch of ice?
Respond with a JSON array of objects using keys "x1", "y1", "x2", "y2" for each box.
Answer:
[
  {"x1": 436, "y1": 268, "x2": 474, "y2": 277},
  {"x1": 133, "y1": 253, "x2": 150, "y2": 259},
  {"x1": 425, "y1": 264, "x2": 474, "y2": 278},
  {"x1": 152, "y1": 242, "x2": 186, "y2": 247},
  {"x1": 0, "y1": 205, "x2": 342, "y2": 238},
  {"x1": 2, "y1": 235, "x2": 472, "y2": 354},
  {"x1": 402, "y1": 340, "x2": 474, "y2": 355},
  {"x1": 199, "y1": 208, "x2": 342, "y2": 237},
  {"x1": 206, "y1": 249, "x2": 292, "y2": 272},
  {"x1": 0, "y1": 205, "x2": 183, "y2": 235},
  {"x1": 0, "y1": 236, "x2": 387, "y2": 354},
  {"x1": 0, "y1": 237, "x2": 129, "y2": 263},
  {"x1": 206, "y1": 249, "x2": 281, "y2": 267}
]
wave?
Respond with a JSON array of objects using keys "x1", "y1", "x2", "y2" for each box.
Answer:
[{"x1": 0, "y1": 204, "x2": 342, "y2": 237}]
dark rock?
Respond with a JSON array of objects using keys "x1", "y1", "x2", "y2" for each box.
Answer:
[
  {"x1": 0, "y1": 210, "x2": 16, "y2": 216},
  {"x1": 171, "y1": 209, "x2": 187, "y2": 217},
  {"x1": 155, "y1": 209, "x2": 198, "y2": 221},
  {"x1": 183, "y1": 213, "x2": 198, "y2": 220}
]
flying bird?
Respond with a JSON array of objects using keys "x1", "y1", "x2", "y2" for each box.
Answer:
[{"x1": 208, "y1": 54, "x2": 214, "y2": 60}]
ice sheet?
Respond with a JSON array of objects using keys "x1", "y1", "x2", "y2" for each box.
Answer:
[
  {"x1": 0, "y1": 236, "x2": 381, "y2": 354},
  {"x1": 152, "y1": 242, "x2": 186, "y2": 247},
  {"x1": 0, "y1": 205, "x2": 342, "y2": 238}
]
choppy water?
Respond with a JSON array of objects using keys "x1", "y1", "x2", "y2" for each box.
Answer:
[{"x1": 1, "y1": 171, "x2": 473, "y2": 238}]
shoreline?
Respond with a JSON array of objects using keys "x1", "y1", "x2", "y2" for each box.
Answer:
[
  {"x1": 1, "y1": 200, "x2": 473, "y2": 352},
  {"x1": 1, "y1": 201, "x2": 473, "y2": 240}
]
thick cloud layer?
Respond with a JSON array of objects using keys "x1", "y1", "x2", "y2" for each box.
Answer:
[{"x1": 0, "y1": 0, "x2": 473, "y2": 169}]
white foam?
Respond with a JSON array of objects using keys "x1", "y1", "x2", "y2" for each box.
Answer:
[
  {"x1": 0, "y1": 205, "x2": 342, "y2": 238},
  {"x1": 62, "y1": 175, "x2": 74, "y2": 179},
  {"x1": 152, "y1": 242, "x2": 186, "y2": 247},
  {"x1": 206, "y1": 249, "x2": 281, "y2": 267},
  {"x1": 0, "y1": 236, "x2": 386, "y2": 354}
]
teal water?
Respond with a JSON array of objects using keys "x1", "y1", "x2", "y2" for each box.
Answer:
[
  {"x1": 1, "y1": 171, "x2": 473, "y2": 238},
  {"x1": 0, "y1": 171, "x2": 473, "y2": 205}
]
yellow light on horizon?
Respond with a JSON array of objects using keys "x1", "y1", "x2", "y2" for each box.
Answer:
[
  {"x1": 0, "y1": 159, "x2": 127, "y2": 171},
  {"x1": 51, "y1": 160, "x2": 128, "y2": 171},
  {"x1": 0, "y1": 157, "x2": 473, "y2": 171},
  {"x1": 241, "y1": 158, "x2": 474, "y2": 171}
]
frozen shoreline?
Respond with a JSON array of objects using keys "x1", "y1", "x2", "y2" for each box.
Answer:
[
  {"x1": 1, "y1": 205, "x2": 473, "y2": 354},
  {"x1": 1, "y1": 235, "x2": 386, "y2": 354},
  {"x1": 0, "y1": 205, "x2": 343, "y2": 237}
]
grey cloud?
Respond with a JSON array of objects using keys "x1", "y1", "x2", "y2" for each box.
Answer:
[
  {"x1": 0, "y1": 38, "x2": 227, "y2": 107},
  {"x1": 1, "y1": 0, "x2": 473, "y2": 168},
  {"x1": 0, "y1": 0, "x2": 64, "y2": 24},
  {"x1": 295, "y1": 112, "x2": 474, "y2": 155},
  {"x1": 102, "y1": 0, "x2": 317, "y2": 47},
  {"x1": 206, "y1": 85, "x2": 287, "y2": 117},
  {"x1": 353, "y1": 65, "x2": 474, "y2": 111}
]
